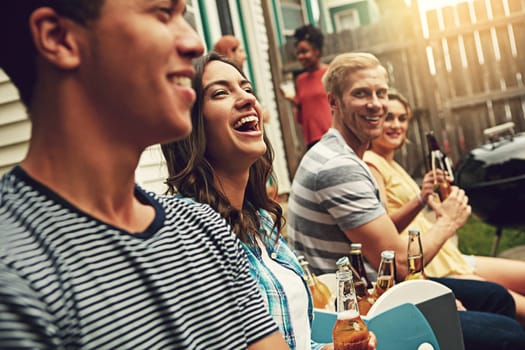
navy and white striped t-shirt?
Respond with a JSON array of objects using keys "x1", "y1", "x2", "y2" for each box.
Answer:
[{"x1": 0, "y1": 166, "x2": 278, "y2": 349}]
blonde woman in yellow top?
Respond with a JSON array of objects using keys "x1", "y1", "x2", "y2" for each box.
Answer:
[{"x1": 364, "y1": 90, "x2": 525, "y2": 327}]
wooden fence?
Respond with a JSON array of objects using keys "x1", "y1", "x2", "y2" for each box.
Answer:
[{"x1": 277, "y1": 0, "x2": 525, "y2": 180}]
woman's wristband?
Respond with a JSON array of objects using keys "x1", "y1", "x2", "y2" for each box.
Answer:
[{"x1": 416, "y1": 193, "x2": 425, "y2": 206}]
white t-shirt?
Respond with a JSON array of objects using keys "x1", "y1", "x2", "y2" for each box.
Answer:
[{"x1": 257, "y1": 237, "x2": 312, "y2": 350}]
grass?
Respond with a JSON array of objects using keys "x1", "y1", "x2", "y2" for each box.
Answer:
[{"x1": 456, "y1": 215, "x2": 525, "y2": 256}]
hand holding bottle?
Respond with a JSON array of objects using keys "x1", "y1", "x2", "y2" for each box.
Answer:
[
  {"x1": 426, "y1": 131, "x2": 454, "y2": 201},
  {"x1": 321, "y1": 332, "x2": 377, "y2": 350},
  {"x1": 430, "y1": 155, "x2": 452, "y2": 201},
  {"x1": 431, "y1": 186, "x2": 471, "y2": 233},
  {"x1": 419, "y1": 170, "x2": 442, "y2": 205}
]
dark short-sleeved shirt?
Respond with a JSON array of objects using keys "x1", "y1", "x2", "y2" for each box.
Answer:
[{"x1": 0, "y1": 166, "x2": 278, "y2": 349}]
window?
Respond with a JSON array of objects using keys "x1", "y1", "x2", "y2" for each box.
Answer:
[
  {"x1": 334, "y1": 9, "x2": 360, "y2": 31},
  {"x1": 280, "y1": 0, "x2": 307, "y2": 35}
]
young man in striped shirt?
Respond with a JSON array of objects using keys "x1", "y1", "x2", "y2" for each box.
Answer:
[{"x1": 0, "y1": 1, "x2": 288, "y2": 349}]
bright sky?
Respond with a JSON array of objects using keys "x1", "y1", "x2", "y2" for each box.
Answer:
[{"x1": 406, "y1": 0, "x2": 469, "y2": 11}]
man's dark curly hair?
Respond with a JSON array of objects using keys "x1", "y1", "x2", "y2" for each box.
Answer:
[
  {"x1": 293, "y1": 24, "x2": 324, "y2": 53},
  {"x1": 0, "y1": 1, "x2": 104, "y2": 108}
]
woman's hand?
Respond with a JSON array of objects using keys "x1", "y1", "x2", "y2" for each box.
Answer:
[
  {"x1": 321, "y1": 332, "x2": 377, "y2": 350},
  {"x1": 419, "y1": 170, "x2": 438, "y2": 205},
  {"x1": 431, "y1": 186, "x2": 471, "y2": 231},
  {"x1": 279, "y1": 84, "x2": 296, "y2": 103}
]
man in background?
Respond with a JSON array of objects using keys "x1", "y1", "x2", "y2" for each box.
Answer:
[{"x1": 213, "y1": 34, "x2": 247, "y2": 70}]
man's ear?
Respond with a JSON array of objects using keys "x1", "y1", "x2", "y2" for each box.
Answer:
[
  {"x1": 29, "y1": 7, "x2": 82, "y2": 70},
  {"x1": 328, "y1": 92, "x2": 338, "y2": 112}
]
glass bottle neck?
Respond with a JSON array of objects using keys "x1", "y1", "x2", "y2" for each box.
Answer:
[
  {"x1": 377, "y1": 258, "x2": 395, "y2": 277},
  {"x1": 335, "y1": 271, "x2": 360, "y2": 316},
  {"x1": 300, "y1": 262, "x2": 318, "y2": 287},
  {"x1": 407, "y1": 232, "x2": 426, "y2": 279},
  {"x1": 349, "y1": 252, "x2": 365, "y2": 273}
]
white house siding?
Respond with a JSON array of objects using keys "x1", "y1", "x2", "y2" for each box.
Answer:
[
  {"x1": 240, "y1": 0, "x2": 292, "y2": 194},
  {"x1": 135, "y1": 144, "x2": 169, "y2": 195},
  {"x1": 0, "y1": 70, "x2": 29, "y2": 176}
]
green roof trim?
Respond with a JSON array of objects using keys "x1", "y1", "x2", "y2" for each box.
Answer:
[
  {"x1": 305, "y1": 0, "x2": 316, "y2": 25},
  {"x1": 271, "y1": 0, "x2": 283, "y2": 46},
  {"x1": 197, "y1": 0, "x2": 213, "y2": 51},
  {"x1": 235, "y1": 0, "x2": 255, "y2": 83}
]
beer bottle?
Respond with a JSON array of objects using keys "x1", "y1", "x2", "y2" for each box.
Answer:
[
  {"x1": 426, "y1": 131, "x2": 453, "y2": 201},
  {"x1": 405, "y1": 229, "x2": 428, "y2": 281},
  {"x1": 349, "y1": 243, "x2": 372, "y2": 289},
  {"x1": 298, "y1": 256, "x2": 332, "y2": 309},
  {"x1": 336, "y1": 256, "x2": 373, "y2": 316},
  {"x1": 371, "y1": 250, "x2": 396, "y2": 300},
  {"x1": 332, "y1": 269, "x2": 371, "y2": 350}
]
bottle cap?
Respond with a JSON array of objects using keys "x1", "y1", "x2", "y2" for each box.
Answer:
[
  {"x1": 408, "y1": 228, "x2": 421, "y2": 235},
  {"x1": 350, "y1": 243, "x2": 362, "y2": 251},
  {"x1": 336, "y1": 256, "x2": 350, "y2": 267},
  {"x1": 384, "y1": 250, "x2": 395, "y2": 257},
  {"x1": 381, "y1": 250, "x2": 395, "y2": 260}
]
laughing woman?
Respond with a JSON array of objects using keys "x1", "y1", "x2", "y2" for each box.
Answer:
[{"x1": 161, "y1": 53, "x2": 375, "y2": 350}]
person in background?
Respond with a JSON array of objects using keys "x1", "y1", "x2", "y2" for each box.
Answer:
[
  {"x1": 287, "y1": 52, "x2": 525, "y2": 349},
  {"x1": 161, "y1": 52, "x2": 377, "y2": 350},
  {"x1": 363, "y1": 89, "x2": 525, "y2": 327},
  {"x1": 0, "y1": 1, "x2": 289, "y2": 349},
  {"x1": 280, "y1": 25, "x2": 332, "y2": 149},
  {"x1": 214, "y1": 34, "x2": 247, "y2": 70}
]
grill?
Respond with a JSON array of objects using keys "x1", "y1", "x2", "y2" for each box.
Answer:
[{"x1": 455, "y1": 122, "x2": 525, "y2": 255}]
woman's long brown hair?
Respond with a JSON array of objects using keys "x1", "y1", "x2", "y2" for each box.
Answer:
[{"x1": 161, "y1": 52, "x2": 283, "y2": 244}]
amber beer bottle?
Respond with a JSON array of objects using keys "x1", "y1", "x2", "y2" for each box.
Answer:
[
  {"x1": 336, "y1": 256, "x2": 373, "y2": 316},
  {"x1": 426, "y1": 131, "x2": 453, "y2": 201},
  {"x1": 370, "y1": 250, "x2": 396, "y2": 300},
  {"x1": 405, "y1": 229, "x2": 428, "y2": 281},
  {"x1": 349, "y1": 243, "x2": 372, "y2": 289},
  {"x1": 298, "y1": 256, "x2": 332, "y2": 309},
  {"x1": 332, "y1": 269, "x2": 370, "y2": 350}
]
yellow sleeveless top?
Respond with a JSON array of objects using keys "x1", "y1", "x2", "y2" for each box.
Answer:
[{"x1": 363, "y1": 151, "x2": 473, "y2": 277}]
